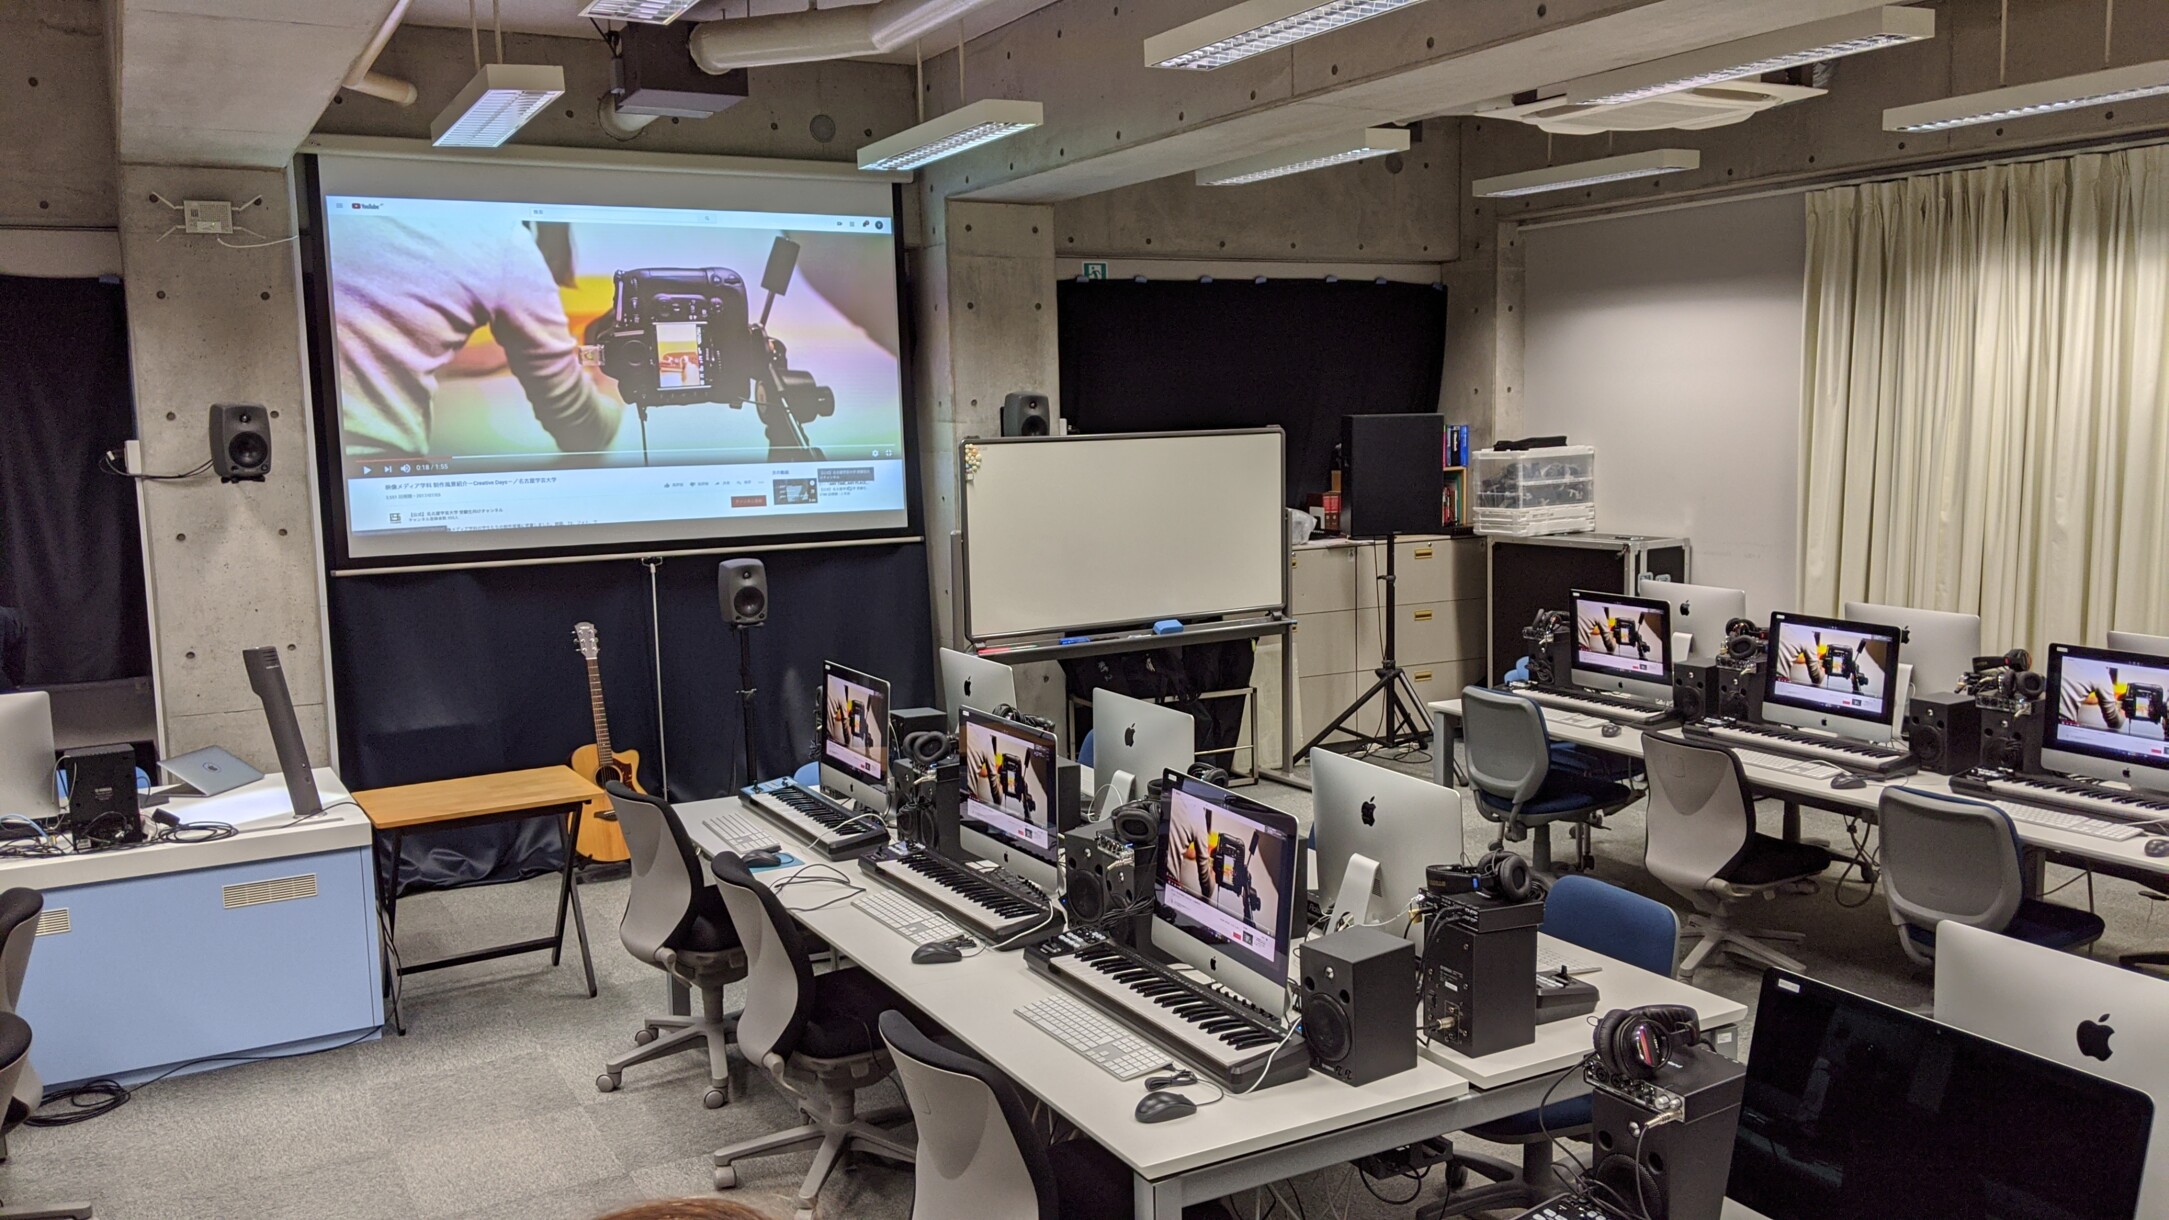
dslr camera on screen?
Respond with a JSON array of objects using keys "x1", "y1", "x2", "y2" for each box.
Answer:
[{"x1": 582, "y1": 236, "x2": 836, "y2": 461}]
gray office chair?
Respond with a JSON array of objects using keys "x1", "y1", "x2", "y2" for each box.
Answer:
[
  {"x1": 595, "y1": 784, "x2": 747, "y2": 1108},
  {"x1": 1461, "y1": 686, "x2": 1634, "y2": 873},
  {"x1": 709, "y1": 852, "x2": 917, "y2": 1220},
  {"x1": 1878, "y1": 787, "x2": 2105, "y2": 965},
  {"x1": 0, "y1": 892, "x2": 93, "y2": 1219},
  {"x1": 1642, "y1": 732, "x2": 1833, "y2": 976}
]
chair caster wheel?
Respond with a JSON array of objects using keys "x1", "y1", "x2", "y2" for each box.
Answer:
[
  {"x1": 596, "y1": 1073, "x2": 619, "y2": 1093},
  {"x1": 633, "y1": 1027, "x2": 658, "y2": 1045},
  {"x1": 1446, "y1": 1161, "x2": 1470, "y2": 1191},
  {"x1": 713, "y1": 1166, "x2": 738, "y2": 1190},
  {"x1": 703, "y1": 1087, "x2": 728, "y2": 1109},
  {"x1": 794, "y1": 1207, "x2": 814, "y2": 1220}
]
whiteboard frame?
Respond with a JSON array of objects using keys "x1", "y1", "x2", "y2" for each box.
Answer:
[{"x1": 955, "y1": 429, "x2": 1291, "y2": 644}]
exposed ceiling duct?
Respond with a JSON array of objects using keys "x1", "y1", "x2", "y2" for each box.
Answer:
[{"x1": 688, "y1": 0, "x2": 1014, "y2": 72}]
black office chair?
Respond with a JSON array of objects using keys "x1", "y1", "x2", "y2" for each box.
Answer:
[
  {"x1": 708, "y1": 852, "x2": 918, "y2": 1220},
  {"x1": 0, "y1": 887, "x2": 92, "y2": 1219},
  {"x1": 595, "y1": 783, "x2": 747, "y2": 1108}
]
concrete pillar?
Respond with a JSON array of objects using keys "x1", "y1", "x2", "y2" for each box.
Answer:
[{"x1": 115, "y1": 165, "x2": 331, "y2": 764}]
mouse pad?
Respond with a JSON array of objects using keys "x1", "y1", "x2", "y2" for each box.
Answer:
[{"x1": 751, "y1": 852, "x2": 801, "y2": 870}]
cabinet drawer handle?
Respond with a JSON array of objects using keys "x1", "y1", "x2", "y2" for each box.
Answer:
[
  {"x1": 1412, "y1": 609, "x2": 1434, "y2": 621},
  {"x1": 1413, "y1": 546, "x2": 1434, "y2": 559},
  {"x1": 1413, "y1": 670, "x2": 1434, "y2": 683}
]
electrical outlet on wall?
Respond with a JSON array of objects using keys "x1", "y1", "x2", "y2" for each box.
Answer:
[{"x1": 183, "y1": 201, "x2": 234, "y2": 235}]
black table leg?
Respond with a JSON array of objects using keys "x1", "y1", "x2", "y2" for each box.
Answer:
[
  {"x1": 384, "y1": 828, "x2": 407, "y2": 1036},
  {"x1": 557, "y1": 804, "x2": 598, "y2": 997}
]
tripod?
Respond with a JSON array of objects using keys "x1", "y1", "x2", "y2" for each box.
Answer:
[
  {"x1": 1294, "y1": 533, "x2": 1432, "y2": 763},
  {"x1": 729, "y1": 623, "x2": 760, "y2": 789}
]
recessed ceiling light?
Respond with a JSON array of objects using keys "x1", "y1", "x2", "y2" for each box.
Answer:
[
  {"x1": 1472, "y1": 149, "x2": 1700, "y2": 198},
  {"x1": 858, "y1": 99, "x2": 1044, "y2": 172},
  {"x1": 578, "y1": 0, "x2": 702, "y2": 24},
  {"x1": 431, "y1": 64, "x2": 566, "y2": 148},
  {"x1": 1196, "y1": 128, "x2": 1412, "y2": 186},
  {"x1": 1146, "y1": 0, "x2": 1435, "y2": 71},
  {"x1": 1555, "y1": 6, "x2": 1934, "y2": 107},
  {"x1": 1885, "y1": 58, "x2": 2169, "y2": 131}
]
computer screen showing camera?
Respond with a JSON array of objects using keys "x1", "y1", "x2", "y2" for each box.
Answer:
[
  {"x1": 308, "y1": 154, "x2": 909, "y2": 567},
  {"x1": 820, "y1": 661, "x2": 890, "y2": 808},
  {"x1": 957, "y1": 707, "x2": 1062, "y2": 888},
  {"x1": 2042, "y1": 643, "x2": 2169, "y2": 793},
  {"x1": 1568, "y1": 589, "x2": 1673, "y2": 701},
  {"x1": 1761, "y1": 612, "x2": 1903, "y2": 741},
  {"x1": 1153, "y1": 771, "x2": 1303, "y2": 1014}
]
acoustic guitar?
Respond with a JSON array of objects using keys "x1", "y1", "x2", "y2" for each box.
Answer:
[{"x1": 568, "y1": 621, "x2": 636, "y2": 864}]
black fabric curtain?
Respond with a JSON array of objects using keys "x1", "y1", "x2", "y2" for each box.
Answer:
[
  {"x1": 1057, "y1": 278, "x2": 1449, "y2": 508},
  {"x1": 0, "y1": 275, "x2": 150, "y2": 688},
  {"x1": 328, "y1": 544, "x2": 934, "y2": 892}
]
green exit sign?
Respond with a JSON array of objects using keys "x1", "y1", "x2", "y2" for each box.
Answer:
[{"x1": 1082, "y1": 262, "x2": 1108, "y2": 280}]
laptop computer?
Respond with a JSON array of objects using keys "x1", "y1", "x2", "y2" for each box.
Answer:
[{"x1": 160, "y1": 746, "x2": 263, "y2": 797}]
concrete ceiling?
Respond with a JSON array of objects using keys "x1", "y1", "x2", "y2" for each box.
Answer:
[{"x1": 398, "y1": 0, "x2": 1064, "y2": 62}]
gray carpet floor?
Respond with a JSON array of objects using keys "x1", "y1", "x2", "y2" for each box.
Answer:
[{"x1": 7, "y1": 757, "x2": 2166, "y2": 1218}]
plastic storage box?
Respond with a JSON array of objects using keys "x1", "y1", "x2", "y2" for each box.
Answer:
[{"x1": 1471, "y1": 445, "x2": 1597, "y2": 537}]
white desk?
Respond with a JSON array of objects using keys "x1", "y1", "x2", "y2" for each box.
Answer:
[
  {"x1": 1427, "y1": 698, "x2": 2169, "y2": 883},
  {"x1": 684, "y1": 796, "x2": 1742, "y2": 1219}
]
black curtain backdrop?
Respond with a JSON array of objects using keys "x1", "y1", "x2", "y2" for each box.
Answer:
[
  {"x1": 1057, "y1": 278, "x2": 1449, "y2": 508},
  {"x1": 328, "y1": 544, "x2": 934, "y2": 892},
  {"x1": 0, "y1": 275, "x2": 151, "y2": 688}
]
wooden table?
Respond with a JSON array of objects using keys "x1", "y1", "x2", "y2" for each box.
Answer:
[{"x1": 354, "y1": 766, "x2": 603, "y2": 1033}]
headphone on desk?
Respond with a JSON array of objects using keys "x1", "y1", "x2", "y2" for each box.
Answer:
[
  {"x1": 1593, "y1": 1004, "x2": 1702, "y2": 1081},
  {"x1": 1426, "y1": 851, "x2": 1538, "y2": 903}
]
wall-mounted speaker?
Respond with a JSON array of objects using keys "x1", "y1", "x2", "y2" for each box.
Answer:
[
  {"x1": 209, "y1": 403, "x2": 270, "y2": 482},
  {"x1": 1001, "y1": 392, "x2": 1051, "y2": 437},
  {"x1": 719, "y1": 558, "x2": 768, "y2": 625}
]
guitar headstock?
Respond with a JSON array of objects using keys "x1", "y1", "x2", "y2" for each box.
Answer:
[{"x1": 573, "y1": 621, "x2": 600, "y2": 661}]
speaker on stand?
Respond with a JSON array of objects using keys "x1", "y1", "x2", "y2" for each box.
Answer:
[{"x1": 719, "y1": 558, "x2": 768, "y2": 788}]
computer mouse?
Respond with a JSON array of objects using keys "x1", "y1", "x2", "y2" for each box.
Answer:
[
  {"x1": 739, "y1": 848, "x2": 783, "y2": 869},
  {"x1": 910, "y1": 940, "x2": 963, "y2": 965},
  {"x1": 2147, "y1": 839, "x2": 2169, "y2": 858},
  {"x1": 1600, "y1": 723, "x2": 1623, "y2": 738},
  {"x1": 1830, "y1": 774, "x2": 1868, "y2": 791},
  {"x1": 1135, "y1": 1091, "x2": 1197, "y2": 1123}
]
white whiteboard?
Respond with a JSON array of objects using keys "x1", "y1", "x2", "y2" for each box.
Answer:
[{"x1": 960, "y1": 430, "x2": 1286, "y2": 640}]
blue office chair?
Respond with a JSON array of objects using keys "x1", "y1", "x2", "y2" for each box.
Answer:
[
  {"x1": 1421, "y1": 875, "x2": 1681, "y2": 1219},
  {"x1": 1461, "y1": 686, "x2": 1637, "y2": 873},
  {"x1": 1877, "y1": 787, "x2": 2105, "y2": 965},
  {"x1": 793, "y1": 761, "x2": 819, "y2": 787},
  {"x1": 1077, "y1": 729, "x2": 1095, "y2": 769}
]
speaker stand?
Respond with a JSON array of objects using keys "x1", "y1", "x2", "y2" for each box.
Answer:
[
  {"x1": 730, "y1": 623, "x2": 760, "y2": 789},
  {"x1": 1294, "y1": 533, "x2": 1432, "y2": 764}
]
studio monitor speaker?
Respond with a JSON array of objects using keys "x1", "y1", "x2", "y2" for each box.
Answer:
[
  {"x1": 1905, "y1": 691, "x2": 1981, "y2": 775},
  {"x1": 209, "y1": 403, "x2": 270, "y2": 482},
  {"x1": 1671, "y1": 660, "x2": 1720, "y2": 723},
  {"x1": 62, "y1": 745, "x2": 142, "y2": 848},
  {"x1": 1980, "y1": 705, "x2": 2043, "y2": 774},
  {"x1": 1299, "y1": 924, "x2": 1416, "y2": 1085},
  {"x1": 719, "y1": 558, "x2": 768, "y2": 625},
  {"x1": 1060, "y1": 827, "x2": 1137, "y2": 932},
  {"x1": 1340, "y1": 414, "x2": 1445, "y2": 539},
  {"x1": 1001, "y1": 392, "x2": 1051, "y2": 437}
]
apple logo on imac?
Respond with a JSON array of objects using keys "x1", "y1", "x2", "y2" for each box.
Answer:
[{"x1": 2078, "y1": 1014, "x2": 2117, "y2": 1062}]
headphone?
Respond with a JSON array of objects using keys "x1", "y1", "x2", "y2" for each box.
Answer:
[
  {"x1": 1721, "y1": 617, "x2": 1766, "y2": 664},
  {"x1": 1593, "y1": 1004, "x2": 1702, "y2": 1081},
  {"x1": 1426, "y1": 850, "x2": 1537, "y2": 904}
]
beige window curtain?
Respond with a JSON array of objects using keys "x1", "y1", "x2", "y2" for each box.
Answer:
[{"x1": 1799, "y1": 144, "x2": 2169, "y2": 661}]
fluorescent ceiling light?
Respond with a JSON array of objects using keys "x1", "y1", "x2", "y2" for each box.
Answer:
[
  {"x1": 578, "y1": 0, "x2": 701, "y2": 23},
  {"x1": 1473, "y1": 148, "x2": 1700, "y2": 198},
  {"x1": 430, "y1": 64, "x2": 565, "y2": 148},
  {"x1": 1557, "y1": 6, "x2": 1935, "y2": 107},
  {"x1": 1196, "y1": 127, "x2": 1411, "y2": 186},
  {"x1": 1146, "y1": 0, "x2": 1434, "y2": 71},
  {"x1": 857, "y1": 99, "x2": 1044, "y2": 172},
  {"x1": 1885, "y1": 58, "x2": 2169, "y2": 131}
]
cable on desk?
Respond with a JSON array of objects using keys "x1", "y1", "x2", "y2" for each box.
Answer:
[{"x1": 775, "y1": 864, "x2": 867, "y2": 912}]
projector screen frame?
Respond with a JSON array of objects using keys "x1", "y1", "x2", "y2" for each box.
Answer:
[{"x1": 295, "y1": 146, "x2": 923, "y2": 574}]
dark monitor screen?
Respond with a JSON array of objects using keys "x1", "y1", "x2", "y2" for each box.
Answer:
[
  {"x1": 958, "y1": 707, "x2": 1059, "y2": 863},
  {"x1": 1761, "y1": 611, "x2": 1902, "y2": 726},
  {"x1": 1730, "y1": 970, "x2": 2153, "y2": 1220}
]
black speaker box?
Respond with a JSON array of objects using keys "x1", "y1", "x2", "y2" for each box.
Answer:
[
  {"x1": 1981, "y1": 705, "x2": 2044, "y2": 774},
  {"x1": 1001, "y1": 392, "x2": 1051, "y2": 437},
  {"x1": 1300, "y1": 924, "x2": 1417, "y2": 1086},
  {"x1": 209, "y1": 403, "x2": 270, "y2": 482},
  {"x1": 719, "y1": 558, "x2": 768, "y2": 625},
  {"x1": 1905, "y1": 691, "x2": 1982, "y2": 775},
  {"x1": 1341, "y1": 414, "x2": 1445, "y2": 539},
  {"x1": 1588, "y1": 1046, "x2": 1744, "y2": 1220},
  {"x1": 1716, "y1": 665, "x2": 1762, "y2": 722},
  {"x1": 1671, "y1": 660, "x2": 1721, "y2": 723},
  {"x1": 62, "y1": 745, "x2": 143, "y2": 848},
  {"x1": 1060, "y1": 827, "x2": 1139, "y2": 935}
]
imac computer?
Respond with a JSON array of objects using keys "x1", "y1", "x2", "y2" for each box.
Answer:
[
  {"x1": 1568, "y1": 589, "x2": 1673, "y2": 703},
  {"x1": 0, "y1": 691, "x2": 57, "y2": 818},
  {"x1": 1841, "y1": 601, "x2": 1982, "y2": 696},
  {"x1": 2110, "y1": 629, "x2": 2169, "y2": 656},
  {"x1": 1760, "y1": 612, "x2": 1906, "y2": 744},
  {"x1": 1639, "y1": 578, "x2": 1748, "y2": 662},
  {"x1": 1153, "y1": 771, "x2": 1304, "y2": 1014},
  {"x1": 1727, "y1": 969, "x2": 2153, "y2": 1220},
  {"x1": 1933, "y1": 921, "x2": 2169, "y2": 1216},
  {"x1": 1310, "y1": 749, "x2": 1459, "y2": 934},
  {"x1": 958, "y1": 706, "x2": 1069, "y2": 894},
  {"x1": 939, "y1": 647, "x2": 1018, "y2": 731},
  {"x1": 2041, "y1": 642, "x2": 2169, "y2": 795},
  {"x1": 1090, "y1": 688, "x2": 1194, "y2": 808},
  {"x1": 820, "y1": 661, "x2": 891, "y2": 810}
]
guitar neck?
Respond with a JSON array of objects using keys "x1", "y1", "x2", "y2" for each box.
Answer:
[{"x1": 585, "y1": 657, "x2": 614, "y2": 766}]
